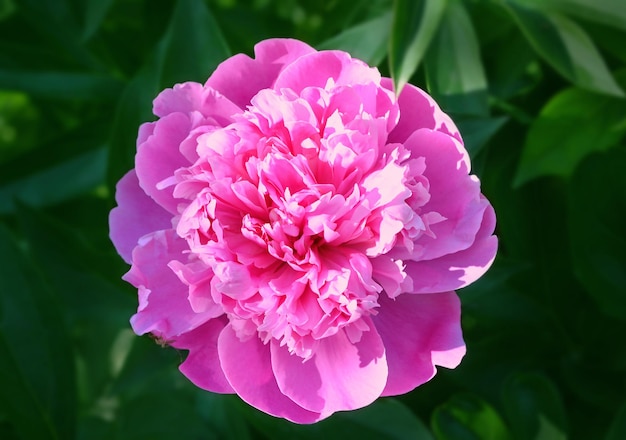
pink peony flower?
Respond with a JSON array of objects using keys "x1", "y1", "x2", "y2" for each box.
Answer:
[{"x1": 109, "y1": 38, "x2": 497, "y2": 423}]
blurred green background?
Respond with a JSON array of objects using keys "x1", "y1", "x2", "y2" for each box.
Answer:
[{"x1": 1, "y1": 0, "x2": 626, "y2": 439}]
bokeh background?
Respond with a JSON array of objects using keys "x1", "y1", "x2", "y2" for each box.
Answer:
[{"x1": 1, "y1": 0, "x2": 626, "y2": 439}]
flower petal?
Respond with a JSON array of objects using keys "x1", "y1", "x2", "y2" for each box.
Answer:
[
  {"x1": 274, "y1": 50, "x2": 380, "y2": 95},
  {"x1": 153, "y1": 81, "x2": 241, "y2": 123},
  {"x1": 406, "y1": 201, "x2": 497, "y2": 293},
  {"x1": 109, "y1": 170, "x2": 171, "y2": 263},
  {"x1": 372, "y1": 292, "x2": 465, "y2": 396},
  {"x1": 135, "y1": 112, "x2": 194, "y2": 213},
  {"x1": 205, "y1": 38, "x2": 316, "y2": 108},
  {"x1": 218, "y1": 324, "x2": 323, "y2": 423},
  {"x1": 382, "y1": 79, "x2": 461, "y2": 143},
  {"x1": 171, "y1": 316, "x2": 234, "y2": 393},
  {"x1": 125, "y1": 229, "x2": 218, "y2": 338},
  {"x1": 271, "y1": 317, "x2": 387, "y2": 415},
  {"x1": 405, "y1": 129, "x2": 486, "y2": 260}
]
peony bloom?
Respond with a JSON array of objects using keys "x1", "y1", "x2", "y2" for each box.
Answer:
[{"x1": 109, "y1": 38, "x2": 497, "y2": 423}]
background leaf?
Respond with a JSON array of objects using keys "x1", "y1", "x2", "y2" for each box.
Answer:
[
  {"x1": 0, "y1": 223, "x2": 76, "y2": 440},
  {"x1": 514, "y1": 81, "x2": 626, "y2": 186},
  {"x1": 389, "y1": 0, "x2": 447, "y2": 94},
  {"x1": 504, "y1": 0, "x2": 624, "y2": 96},
  {"x1": 425, "y1": 0, "x2": 488, "y2": 116},
  {"x1": 519, "y1": 0, "x2": 626, "y2": 32},
  {"x1": 106, "y1": 0, "x2": 230, "y2": 189},
  {"x1": 431, "y1": 393, "x2": 513, "y2": 440},
  {"x1": 568, "y1": 146, "x2": 626, "y2": 319},
  {"x1": 502, "y1": 372, "x2": 568, "y2": 440},
  {"x1": 606, "y1": 401, "x2": 626, "y2": 440},
  {"x1": 317, "y1": 12, "x2": 392, "y2": 66}
]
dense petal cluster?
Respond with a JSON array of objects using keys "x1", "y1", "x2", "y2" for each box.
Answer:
[{"x1": 109, "y1": 39, "x2": 497, "y2": 423}]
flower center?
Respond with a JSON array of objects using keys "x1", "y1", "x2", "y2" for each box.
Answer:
[{"x1": 172, "y1": 85, "x2": 413, "y2": 358}]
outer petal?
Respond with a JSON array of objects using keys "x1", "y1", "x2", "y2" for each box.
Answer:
[
  {"x1": 406, "y1": 129, "x2": 486, "y2": 260},
  {"x1": 135, "y1": 112, "x2": 194, "y2": 213},
  {"x1": 406, "y1": 202, "x2": 497, "y2": 294},
  {"x1": 109, "y1": 170, "x2": 171, "y2": 263},
  {"x1": 274, "y1": 50, "x2": 380, "y2": 95},
  {"x1": 382, "y1": 78, "x2": 461, "y2": 143},
  {"x1": 372, "y1": 292, "x2": 465, "y2": 396},
  {"x1": 271, "y1": 317, "x2": 387, "y2": 415},
  {"x1": 153, "y1": 81, "x2": 241, "y2": 121},
  {"x1": 205, "y1": 39, "x2": 316, "y2": 108},
  {"x1": 125, "y1": 229, "x2": 219, "y2": 338},
  {"x1": 171, "y1": 316, "x2": 233, "y2": 393},
  {"x1": 218, "y1": 324, "x2": 322, "y2": 423}
]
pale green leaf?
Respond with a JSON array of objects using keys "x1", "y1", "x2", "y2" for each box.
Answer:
[
  {"x1": 514, "y1": 85, "x2": 626, "y2": 186},
  {"x1": 318, "y1": 12, "x2": 392, "y2": 66},
  {"x1": 389, "y1": 0, "x2": 447, "y2": 94},
  {"x1": 425, "y1": 0, "x2": 488, "y2": 116},
  {"x1": 505, "y1": 1, "x2": 624, "y2": 96},
  {"x1": 432, "y1": 394, "x2": 513, "y2": 440}
]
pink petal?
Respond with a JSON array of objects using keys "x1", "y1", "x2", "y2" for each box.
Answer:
[
  {"x1": 153, "y1": 81, "x2": 241, "y2": 124},
  {"x1": 382, "y1": 78, "x2": 461, "y2": 144},
  {"x1": 125, "y1": 229, "x2": 218, "y2": 338},
  {"x1": 406, "y1": 202, "x2": 498, "y2": 293},
  {"x1": 405, "y1": 129, "x2": 486, "y2": 260},
  {"x1": 371, "y1": 292, "x2": 465, "y2": 396},
  {"x1": 205, "y1": 39, "x2": 316, "y2": 108},
  {"x1": 218, "y1": 324, "x2": 323, "y2": 423},
  {"x1": 171, "y1": 316, "x2": 234, "y2": 393},
  {"x1": 135, "y1": 112, "x2": 194, "y2": 213},
  {"x1": 271, "y1": 317, "x2": 387, "y2": 415},
  {"x1": 109, "y1": 170, "x2": 171, "y2": 263},
  {"x1": 274, "y1": 50, "x2": 380, "y2": 95}
]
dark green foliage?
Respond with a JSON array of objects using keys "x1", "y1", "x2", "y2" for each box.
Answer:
[{"x1": 1, "y1": 0, "x2": 625, "y2": 438}]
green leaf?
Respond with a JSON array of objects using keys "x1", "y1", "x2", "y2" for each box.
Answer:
[
  {"x1": 425, "y1": 0, "x2": 488, "y2": 116},
  {"x1": 317, "y1": 12, "x2": 392, "y2": 66},
  {"x1": 502, "y1": 372, "x2": 568, "y2": 440},
  {"x1": 0, "y1": 0, "x2": 15, "y2": 20},
  {"x1": 0, "y1": 147, "x2": 107, "y2": 214},
  {"x1": 0, "y1": 70, "x2": 123, "y2": 100},
  {"x1": 568, "y1": 146, "x2": 626, "y2": 319},
  {"x1": 325, "y1": 398, "x2": 434, "y2": 440},
  {"x1": 514, "y1": 84, "x2": 626, "y2": 186},
  {"x1": 196, "y1": 393, "x2": 253, "y2": 440},
  {"x1": 159, "y1": 0, "x2": 230, "y2": 87},
  {"x1": 431, "y1": 394, "x2": 513, "y2": 440},
  {"x1": 389, "y1": 0, "x2": 447, "y2": 95},
  {"x1": 107, "y1": 56, "x2": 161, "y2": 189},
  {"x1": 606, "y1": 401, "x2": 626, "y2": 440},
  {"x1": 117, "y1": 391, "x2": 214, "y2": 440},
  {"x1": 0, "y1": 90, "x2": 39, "y2": 164},
  {"x1": 460, "y1": 257, "x2": 544, "y2": 326},
  {"x1": 516, "y1": 0, "x2": 626, "y2": 32},
  {"x1": 504, "y1": 1, "x2": 624, "y2": 97},
  {"x1": 14, "y1": 202, "x2": 135, "y2": 408},
  {"x1": 244, "y1": 398, "x2": 433, "y2": 440},
  {"x1": 456, "y1": 116, "x2": 508, "y2": 159},
  {"x1": 107, "y1": 0, "x2": 230, "y2": 188},
  {"x1": 14, "y1": 0, "x2": 102, "y2": 70},
  {"x1": 0, "y1": 223, "x2": 76, "y2": 440},
  {"x1": 79, "y1": 0, "x2": 115, "y2": 41}
]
